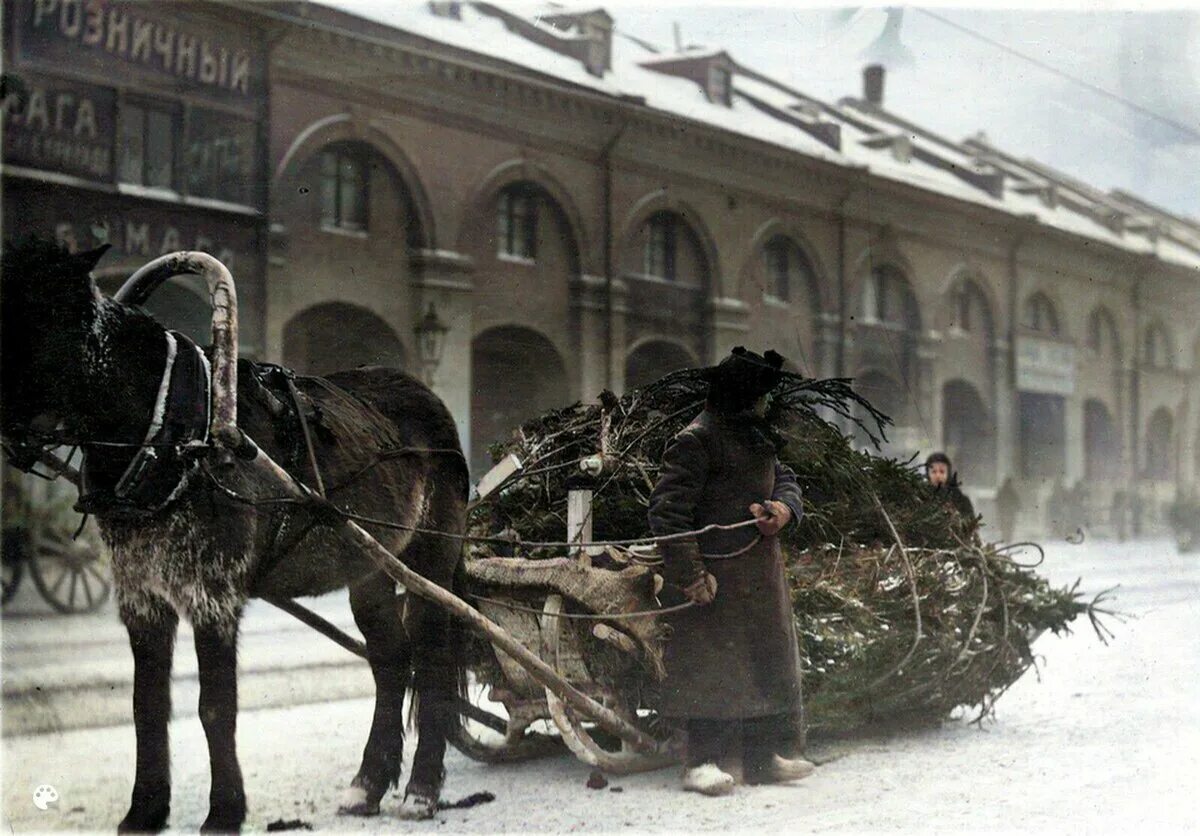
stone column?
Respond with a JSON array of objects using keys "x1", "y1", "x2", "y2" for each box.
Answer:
[
  {"x1": 1117, "y1": 365, "x2": 1135, "y2": 483},
  {"x1": 814, "y1": 314, "x2": 842, "y2": 381},
  {"x1": 571, "y1": 273, "x2": 609, "y2": 403},
  {"x1": 916, "y1": 334, "x2": 939, "y2": 454},
  {"x1": 991, "y1": 339, "x2": 1016, "y2": 483},
  {"x1": 1064, "y1": 386, "x2": 1084, "y2": 486},
  {"x1": 707, "y1": 296, "x2": 751, "y2": 364},
  {"x1": 412, "y1": 249, "x2": 475, "y2": 462},
  {"x1": 607, "y1": 277, "x2": 629, "y2": 395}
]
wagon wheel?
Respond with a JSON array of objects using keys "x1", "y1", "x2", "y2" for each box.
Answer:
[
  {"x1": 541, "y1": 595, "x2": 679, "y2": 775},
  {"x1": 1, "y1": 529, "x2": 26, "y2": 605},
  {"x1": 449, "y1": 680, "x2": 565, "y2": 764},
  {"x1": 28, "y1": 524, "x2": 110, "y2": 614}
]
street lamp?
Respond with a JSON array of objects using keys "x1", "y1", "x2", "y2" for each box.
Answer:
[{"x1": 414, "y1": 302, "x2": 449, "y2": 385}]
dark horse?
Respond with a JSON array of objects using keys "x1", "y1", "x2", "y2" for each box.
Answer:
[{"x1": 0, "y1": 241, "x2": 469, "y2": 831}]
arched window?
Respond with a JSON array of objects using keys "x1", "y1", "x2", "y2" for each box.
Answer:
[
  {"x1": 1143, "y1": 322, "x2": 1173, "y2": 369},
  {"x1": 319, "y1": 143, "x2": 369, "y2": 231},
  {"x1": 949, "y1": 278, "x2": 991, "y2": 335},
  {"x1": 1022, "y1": 292, "x2": 1059, "y2": 336},
  {"x1": 644, "y1": 212, "x2": 678, "y2": 280},
  {"x1": 1086, "y1": 307, "x2": 1122, "y2": 362},
  {"x1": 762, "y1": 236, "x2": 815, "y2": 304},
  {"x1": 861, "y1": 265, "x2": 915, "y2": 328},
  {"x1": 496, "y1": 184, "x2": 538, "y2": 260}
]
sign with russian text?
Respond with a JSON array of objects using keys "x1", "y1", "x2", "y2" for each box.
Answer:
[
  {"x1": 1016, "y1": 337, "x2": 1075, "y2": 396},
  {"x1": 2, "y1": 72, "x2": 115, "y2": 181},
  {"x1": 14, "y1": 0, "x2": 265, "y2": 112}
]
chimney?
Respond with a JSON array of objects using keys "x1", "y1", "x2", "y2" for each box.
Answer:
[{"x1": 863, "y1": 64, "x2": 885, "y2": 107}]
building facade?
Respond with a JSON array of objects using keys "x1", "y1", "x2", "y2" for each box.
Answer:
[
  {"x1": 2, "y1": 0, "x2": 271, "y2": 353},
  {"x1": 5, "y1": 0, "x2": 1200, "y2": 534}
]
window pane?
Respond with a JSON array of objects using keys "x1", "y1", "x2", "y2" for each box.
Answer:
[
  {"x1": 514, "y1": 192, "x2": 536, "y2": 258},
  {"x1": 646, "y1": 220, "x2": 665, "y2": 277},
  {"x1": 662, "y1": 220, "x2": 676, "y2": 280},
  {"x1": 765, "y1": 241, "x2": 789, "y2": 299},
  {"x1": 319, "y1": 152, "x2": 338, "y2": 226},
  {"x1": 145, "y1": 109, "x2": 174, "y2": 188},
  {"x1": 118, "y1": 105, "x2": 145, "y2": 184},
  {"x1": 339, "y1": 157, "x2": 366, "y2": 229},
  {"x1": 497, "y1": 191, "x2": 511, "y2": 254},
  {"x1": 185, "y1": 109, "x2": 257, "y2": 205}
]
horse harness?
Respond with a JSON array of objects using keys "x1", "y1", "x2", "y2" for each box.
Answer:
[{"x1": 76, "y1": 330, "x2": 212, "y2": 517}]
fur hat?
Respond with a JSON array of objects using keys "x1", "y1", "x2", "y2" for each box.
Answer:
[{"x1": 702, "y1": 346, "x2": 786, "y2": 413}]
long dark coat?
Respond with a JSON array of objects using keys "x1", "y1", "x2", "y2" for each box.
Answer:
[{"x1": 647, "y1": 409, "x2": 804, "y2": 720}]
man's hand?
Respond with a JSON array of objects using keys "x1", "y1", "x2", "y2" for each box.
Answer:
[
  {"x1": 683, "y1": 572, "x2": 718, "y2": 606},
  {"x1": 750, "y1": 500, "x2": 792, "y2": 536}
]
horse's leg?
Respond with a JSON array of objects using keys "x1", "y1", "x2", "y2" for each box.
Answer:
[
  {"x1": 397, "y1": 520, "x2": 466, "y2": 819},
  {"x1": 339, "y1": 574, "x2": 411, "y2": 816},
  {"x1": 194, "y1": 617, "x2": 246, "y2": 833},
  {"x1": 397, "y1": 592, "x2": 458, "y2": 820},
  {"x1": 119, "y1": 596, "x2": 179, "y2": 833}
]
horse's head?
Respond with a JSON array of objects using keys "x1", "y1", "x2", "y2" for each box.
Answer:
[{"x1": 1, "y1": 238, "x2": 110, "y2": 445}]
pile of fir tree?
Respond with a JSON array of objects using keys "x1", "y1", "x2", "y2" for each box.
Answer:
[{"x1": 467, "y1": 370, "x2": 1113, "y2": 734}]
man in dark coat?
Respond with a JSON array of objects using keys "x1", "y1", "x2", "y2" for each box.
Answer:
[
  {"x1": 648, "y1": 347, "x2": 814, "y2": 796},
  {"x1": 924, "y1": 451, "x2": 976, "y2": 519}
]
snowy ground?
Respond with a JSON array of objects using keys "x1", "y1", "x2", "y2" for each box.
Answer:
[{"x1": 3, "y1": 538, "x2": 1199, "y2": 833}]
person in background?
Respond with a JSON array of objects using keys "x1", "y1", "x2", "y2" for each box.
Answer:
[
  {"x1": 648, "y1": 346, "x2": 814, "y2": 797},
  {"x1": 924, "y1": 451, "x2": 976, "y2": 519},
  {"x1": 996, "y1": 476, "x2": 1020, "y2": 542}
]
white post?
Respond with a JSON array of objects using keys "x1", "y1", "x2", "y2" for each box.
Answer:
[{"x1": 567, "y1": 487, "x2": 594, "y2": 564}]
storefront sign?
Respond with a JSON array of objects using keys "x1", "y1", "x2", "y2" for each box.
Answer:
[
  {"x1": 5, "y1": 178, "x2": 258, "y2": 275},
  {"x1": 1016, "y1": 337, "x2": 1075, "y2": 396},
  {"x1": 4, "y1": 179, "x2": 266, "y2": 350},
  {"x1": 14, "y1": 0, "x2": 265, "y2": 111},
  {"x1": 2, "y1": 72, "x2": 115, "y2": 181}
]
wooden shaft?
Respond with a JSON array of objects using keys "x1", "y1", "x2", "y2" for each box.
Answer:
[
  {"x1": 261, "y1": 595, "x2": 367, "y2": 659},
  {"x1": 218, "y1": 430, "x2": 665, "y2": 756}
]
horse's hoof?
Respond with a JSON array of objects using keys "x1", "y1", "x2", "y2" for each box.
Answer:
[
  {"x1": 118, "y1": 792, "x2": 170, "y2": 832},
  {"x1": 396, "y1": 788, "x2": 439, "y2": 821},
  {"x1": 337, "y1": 786, "x2": 380, "y2": 817},
  {"x1": 198, "y1": 815, "x2": 243, "y2": 834},
  {"x1": 199, "y1": 798, "x2": 245, "y2": 833},
  {"x1": 117, "y1": 810, "x2": 169, "y2": 834}
]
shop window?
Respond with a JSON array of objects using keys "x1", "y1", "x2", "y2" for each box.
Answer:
[
  {"x1": 497, "y1": 186, "x2": 537, "y2": 260},
  {"x1": 319, "y1": 146, "x2": 368, "y2": 232},
  {"x1": 645, "y1": 213, "x2": 677, "y2": 280},
  {"x1": 119, "y1": 102, "x2": 176, "y2": 189},
  {"x1": 185, "y1": 109, "x2": 259, "y2": 207}
]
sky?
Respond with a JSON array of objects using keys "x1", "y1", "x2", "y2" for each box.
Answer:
[{"x1": 607, "y1": 4, "x2": 1200, "y2": 220}]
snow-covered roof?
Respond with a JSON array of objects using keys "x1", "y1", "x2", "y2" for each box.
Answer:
[{"x1": 310, "y1": 1, "x2": 1200, "y2": 273}]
